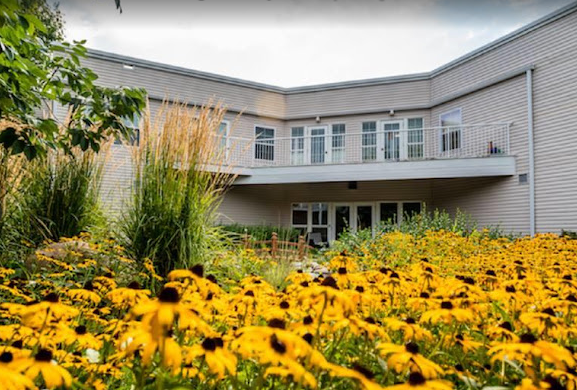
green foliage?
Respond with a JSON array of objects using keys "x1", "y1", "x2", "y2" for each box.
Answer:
[
  {"x1": 0, "y1": 0, "x2": 146, "y2": 160},
  {"x1": 221, "y1": 223, "x2": 302, "y2": 243}
]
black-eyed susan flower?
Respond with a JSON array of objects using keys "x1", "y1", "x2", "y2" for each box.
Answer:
[
  {"x1": 10, "y1": 349, "x2": 73, "y2": 389},
  {"x1": 386, "y1": 372, "x2": 453, "y2": 390},
  {"x1": 182, "y1": 337, "x2": 237, "y2": 380},
  {"x1": 0, "y1": 351, "x2": 35, "y2": 390},
  {"x1": 377, "y1": 342, "x2": 443, "y2": 379}
]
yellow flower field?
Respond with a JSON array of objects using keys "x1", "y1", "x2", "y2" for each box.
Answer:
[{"x1": 1, "y1": 231, "x2": 577, "y2": 390}]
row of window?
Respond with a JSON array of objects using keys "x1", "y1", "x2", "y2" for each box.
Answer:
[
  {"x1": 291, "y1": 201, "x2": 422, "y2": 242},
  {"x1": 115, "y1": 109, "x2": 463, "y2": 163},
  {"x1": 255, "y1": 108, "x2": 462, "y2": 162}
]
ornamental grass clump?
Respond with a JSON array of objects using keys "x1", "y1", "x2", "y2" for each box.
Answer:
[{"x1": 120, "y1": 101, "x2": 236, "y2": 275}]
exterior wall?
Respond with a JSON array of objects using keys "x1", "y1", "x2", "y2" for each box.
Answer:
[
  {"x1": 82, "y1": 55, "x2": 286, "y2": 119},
  {"x1": 285, "y1": 79, "x2": 430, "y2": 118},
  {"x1": 430, "y1": 177, "x2": 529, "y2": 234}
]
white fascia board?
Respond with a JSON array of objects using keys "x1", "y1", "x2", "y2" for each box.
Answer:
[{"x1": 232, "y1": 157, "x2": 516, "y2": 185}]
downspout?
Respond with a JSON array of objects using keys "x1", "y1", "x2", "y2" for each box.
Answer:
[{"x1": 526, "y1": 69, "x2": 536, "y2": 236}]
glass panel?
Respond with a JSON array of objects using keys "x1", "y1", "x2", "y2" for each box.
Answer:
[
  {"x1": 383, "y1": 124, "x2": 400, "y2": 160},
  {"x1": 291, "y1": 127, "x2": 305, "y2": 165},
  {"x1": 357, "y1": 205, "x2": 373, "y2": 231},
  {"x1": 292, "y1": 203, "x2": 308, "y2": 225},
  {"x1": 311, "y1": 203, "x2": 328, "y2": 226},
  {"x1": 403, "y1": 202, "x2": 422, "y2": 218},
  {"x1": 218, "y1": 122, "x2": 228, "y2": 150},
  {"x1": 380, "y1": 203, "x2": 398, "y2": 224},
  {"x1": 331, "y1": 124, "x2": 345, "y2": 163},
  {"x1": 440, "y1": 109, "x2": 461, "y2": 152},
  {"x1": 362, "y1": 122, "x2": 377, "y2": 162},
  {"x1": 310, "y1": 128, "x2": 326, "y2": 164},
  {"x1": 115, "y1": 114, "x2": 140, "y2": 145},
  {"x1": 335, "y1": 205, "x2": 351, "y2": 239},
  {"x1": 311, "y1": 227, "x2": 328, "y2": 243},
  {"x1": 255, "y1": 126, "x2": 275, "y2": 161}
]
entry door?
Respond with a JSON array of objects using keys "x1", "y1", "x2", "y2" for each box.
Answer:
[
  {"x1": 307, "y1": 126, "x2": 330, "y2": 164},
  {"x1": 381, "y1": 120, "x2": 405, "y2": 161}
]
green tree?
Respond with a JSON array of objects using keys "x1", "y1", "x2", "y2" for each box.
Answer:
[{"x1": 0, "y1": 0, "x2": 146, "y2": 160}]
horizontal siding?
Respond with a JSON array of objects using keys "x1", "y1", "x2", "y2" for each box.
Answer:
[
  {"x1": 82, "y1": 56, "x2": 286, "y2": 118},
  {"x1": 430, "y1": 177, "x2": 530, "y2": 234},
  {"x1": 431, "y1": 11, "x2": 577, "y2": 99},
  {"x1": 531, "y1": 43, "x2": 577, "y2": 233},
  {"x1": 285, "y1": 80, "x2": 430, "y2": 118}
]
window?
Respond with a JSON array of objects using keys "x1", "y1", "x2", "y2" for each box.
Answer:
[
  {"x1": 291, "y1": 203, "x2": 328, "y2": 243},
  {"x1": 291, "y1": 203, "x2": 308, "y2": 235},
  {"x1": 115, "y1": 113, "x2": 140, "y2": 146},
  {"x1": 331, "y1": 124, "x2": 346, "y2": 163},
  {"x1": 402, "y1": 202, "x2": 422, "y2": 219},
  {"x1": 362, "y1": 121, "x2": 377, "y2": 162},
  {"x1": 217, "y1": 121, "x2": 229, "y2": 151},
  {"x1": 311, "y1": 203, "x2": 329, "y2": 242},
  {"x1": 440, "y1": 109, "x2": 462, "y2": 152},
  {"x1": 407, "y1": 118, "x2": 424, "y2": 159},
  {"x1": 290, "y1": 127, "x2": 305, "y2": 165},
  {"x1": 255, "y1": 126, "x2": 275, "y2": 161},
  {"x1": 379, "y1": 203, "x2": 398, "y2": 224}
]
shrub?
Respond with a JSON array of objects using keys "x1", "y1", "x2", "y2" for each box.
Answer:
[
  {"x1": 119, "y1": 102, "x2": 236, "y2": 275},
  {"x1": 15, "y1": 149, "x2": 105, "y2": 245}
]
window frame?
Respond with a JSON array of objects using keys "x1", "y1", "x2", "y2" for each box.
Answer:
[
  {"x1": 439, "y1": 108, "x2": 463, "y2": 152},
  {"x1": 114, "y1": 113, "x2": 141, "y2": 146},
  {"x1": 254, "y1": 125, "x2": 276, "y2": 161}
]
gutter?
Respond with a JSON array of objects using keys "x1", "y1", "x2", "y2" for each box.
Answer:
[{"x1": 526, "y1": 69, "x2": 536, "y2": 236}]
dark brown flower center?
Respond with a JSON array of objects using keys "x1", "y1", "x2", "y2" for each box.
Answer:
[
  {"x1": 43, "y1": 292, "x2": 59, "y2": 303},
  {"x1": 158, "y1": 287, "x2": 179, "y2": 303},
  {"x1": 520, "y1": 333, "x2": 537, "y2": 344},
  {"x1": 405, "y1": 342, "x2": 420, "y2": 354},
  {"x1": 441, "y1": 301, "x2": 454, "y2": 310},
  {"x1": 268, "y1": 318, "x2": 286, "y2": 330},
  {"x1": 408, "y1": 372, "x2": 427, "y2": 386},
  {"x1": 75, "y1": 325, "x2": 87, "y2": 335},
  {"x1": 352, "y1": 363, "x2": 375, "y2": 379},
  {"x1": 191, "y1": 264, "x2": 204, "y2": 278},
  {"x1": 0, "y1": 352, "x2": 13, "y2": 363},
  {"x1": 270, "y1": 334, "x2": 286, "y2": 354},
  {"x1": 35, "y1": 349, "x2": 53, "y2": 362},
  {"x1": 201, "y1": 338, "x2": 217, "y2": 351},
  {"x1": 128, "y1": 281, "x2": 141, "y2": 290},
  {"x1": 279, "y1": 301, "x2": 290, "y2": 309}
]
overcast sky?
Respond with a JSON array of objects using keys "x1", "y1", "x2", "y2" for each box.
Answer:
[{"x1": 58, "y1": 0, "x2": 574, "y2": 87}]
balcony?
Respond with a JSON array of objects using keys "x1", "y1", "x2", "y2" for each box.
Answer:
[{"x1": 221, "y1": 123, "x2": 516, "y2": 185}]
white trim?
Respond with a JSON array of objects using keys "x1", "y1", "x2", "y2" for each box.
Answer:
[
  {"x1": 234, "y1": 156, "x2": 516, "y2": 185},
  {"x1": 305, "y1": 125, "x2": 330, "y2": 165}
]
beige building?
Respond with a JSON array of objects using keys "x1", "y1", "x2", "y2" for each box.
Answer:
[{"x1": 75, "y1": 2, "x2": 577, "y2": 240}]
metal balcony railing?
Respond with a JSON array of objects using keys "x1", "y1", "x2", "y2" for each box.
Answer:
[{"x1": 217, "y1": 123, "x2": 511, "y2": 168}]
